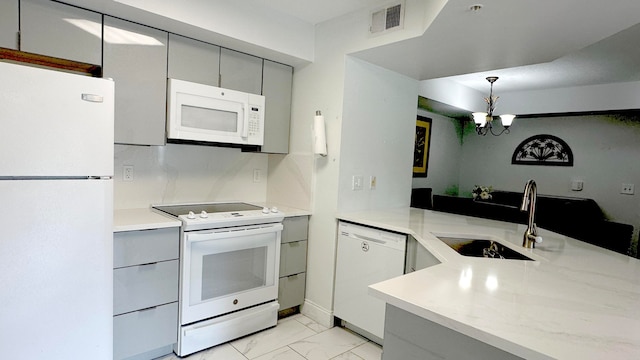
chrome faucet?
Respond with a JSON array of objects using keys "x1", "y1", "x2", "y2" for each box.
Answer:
[{"x1": 520, "y1": 179, "x2": 543, "y2": 248}]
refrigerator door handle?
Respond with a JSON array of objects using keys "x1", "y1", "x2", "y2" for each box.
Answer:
[{"x1": 81, "y1": 93, "x2": 104, "y2": 103}]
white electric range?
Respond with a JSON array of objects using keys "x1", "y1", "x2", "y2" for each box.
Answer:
[{"x1": 152, "y1": 202, "x2": 284, "y2": 356}]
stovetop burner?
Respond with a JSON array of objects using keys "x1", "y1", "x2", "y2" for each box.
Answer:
[
  {"x1": 152, "y1": 202, "x2": 283, "y2": 231},
  {"x1": 153, "y1": 202, "x2": 263, "y2": 217}
]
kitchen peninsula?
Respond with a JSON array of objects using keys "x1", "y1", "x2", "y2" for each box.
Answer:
[{"x1": 337, "y1": 208, "x2": 640, "y2": 359}]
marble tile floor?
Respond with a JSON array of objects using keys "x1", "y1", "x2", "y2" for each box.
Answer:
[{"x1": 157, "y1": 314, "x2": 382, "y2": 360}]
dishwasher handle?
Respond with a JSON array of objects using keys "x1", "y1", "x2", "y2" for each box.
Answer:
[
  {"x1": 340, "y1": 231, "x2": 406, "y2": 251},
  {"x1": 350, "y1": 232, "x2": 387, "y2": 245}
]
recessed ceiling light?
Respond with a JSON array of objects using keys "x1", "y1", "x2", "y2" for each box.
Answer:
[{"x1": 469, "y1": 4, "x2": 483, "y2": 12}]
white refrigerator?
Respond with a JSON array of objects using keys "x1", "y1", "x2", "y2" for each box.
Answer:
[{"x1": 0, "y1": 61, "x2": 114, "y2": 359}]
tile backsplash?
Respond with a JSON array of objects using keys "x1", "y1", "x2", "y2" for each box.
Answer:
[{"x1": 113, "y1": 144, "x2": 268, "y2": 209}]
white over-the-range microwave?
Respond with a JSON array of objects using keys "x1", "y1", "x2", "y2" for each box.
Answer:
[{"x1": 167, "y1": 79, "x2": 265, "y2": 146}]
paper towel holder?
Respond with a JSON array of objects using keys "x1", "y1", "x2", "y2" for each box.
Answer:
[{"x1": 313, "y1": 110, "x2": 328, "y2": 156}]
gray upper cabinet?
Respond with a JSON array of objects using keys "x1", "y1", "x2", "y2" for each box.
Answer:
[
  {"x1": 261, "y1": 60, "x2": 292, "y2": 154},
  {"x1": 20, "y1": 0, "x2": 102, "y2": 64},
  {"x1": 168, "y1": 33, "x2": 220, "y2": 87},
  {"x1": 0, "y1": 1, "x2": 19, "y2": 49},
  {"x1": 103, "y1": 16, "x2": 168, "y2": 146},
  {"x1": 219, "y1": 48, "x2": 263, "y2": 95}
]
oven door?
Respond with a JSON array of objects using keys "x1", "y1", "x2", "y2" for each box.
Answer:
[{"x1": 181, "y1": 223, "x2": 282, "y2": 325}]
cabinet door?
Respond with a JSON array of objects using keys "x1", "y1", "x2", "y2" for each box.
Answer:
[
  {"x1": 219, "y1": 48, "x2": 263, "y2": 94},
  {"x1": 104, "y1": 16, "x2": 168, "y2": 145},
  {"x1": 279, "y1": 240, "x2": 307, "y2": 277},
  {"x1": 113, "y1": 302, "x2": 178, "y2": 360},
  {"x1": 261, "y1": 60, "x2": 292, "y2": 153},
  {"x1": 113, "y1": 227, "x2": 179, "y2": 268},
  {"x1": 278, "y1": 273, "x2": 305, "y2": 310},
  {"x1": 282, "y1": 216, "x2": 309, "y2": 243},
  {"x1": 0, "y1": 0, "x2": 18, "y2": 49},
  {"x1": 168, "y1": 33, "x2": 220, "y2": 87},
  {"x1": 113, "y1": 260, "x2": 179, "y2": 316},
  {"x1": 20, "y1": 0, "x2": 102, "y2": 64}
]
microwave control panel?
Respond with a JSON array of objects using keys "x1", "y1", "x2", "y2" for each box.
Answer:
[
  {"x1": 248, "y1": 106, "x2": 261, "y2": 136},
  {"x1": 246, "y1": 91, "x2": 265, "y2": 145}
]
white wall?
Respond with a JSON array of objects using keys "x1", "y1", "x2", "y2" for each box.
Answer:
[
  {"x1": 114, "y1": 144, "x2": 268, "y2": 209},
  {"x1": 337, "y1": 57, "x2": 418, "y2": 212},
  {"x1": 412, "y1": 109, "x2": 462, "y2": 196},
  {"x1": 418, "y1": 78, "x2": 486, "y2": 112},
  {"x1": 278, "y1": 0, "x2": 445, "y2": 325},
  {"x1": 458, "y1": 115, "x2": 640, "y2": 230},
  {"x1": 499, "y1": 81, "x2": 640, "y2": 115}
]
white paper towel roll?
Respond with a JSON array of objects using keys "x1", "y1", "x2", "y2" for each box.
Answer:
[{"x1": 313, "y1": 111, "x2": 327, "y2": 156}]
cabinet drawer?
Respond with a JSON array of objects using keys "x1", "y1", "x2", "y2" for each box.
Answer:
[
  {"x1": 282, "y1": 216, "x2": 309, "y2": 243},
  {"x1": 113, "y1": 302, "x2": 178, "y2": 360},
  {"x1": 279, "y1": 240, "x2": 307, "y2": 277},
  {"x1": 114, "y1": 260, "x2": 179, "y2": 316},
  {"x1": 114, "y1": 228, "x2": 179, "y2": 268},
  {"x1": 278, "y1": 273, "x2": 305, "y2": 310}
]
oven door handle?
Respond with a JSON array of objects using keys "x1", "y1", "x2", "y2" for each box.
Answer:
[{"x1": 186, "y1": 223, "x2": 283, "y2": 243}]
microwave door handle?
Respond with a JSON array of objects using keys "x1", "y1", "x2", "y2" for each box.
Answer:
[{"x1": 241, "y1": 103, "x2": 249, "y2": 138}]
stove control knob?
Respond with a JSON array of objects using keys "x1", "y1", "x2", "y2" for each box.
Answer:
[
  {"x1": 262, "y1": 207, "x2": 270, "y2": 214},
  {"x1": 270, "y1": 207, "x2": 279, "y2": 213},
  {"x1": 199, "y1": 211, "x2": 208, "y2": 219},
  {"x1": 187, "y1": 211, "x2": 196, "y2": 219}
]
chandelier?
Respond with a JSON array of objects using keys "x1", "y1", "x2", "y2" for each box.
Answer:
[{"x1": 472, "y1": 76, "x2": 515, "y2": 136}]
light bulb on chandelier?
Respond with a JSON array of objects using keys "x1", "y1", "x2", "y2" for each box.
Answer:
[{"x1": 472, "y1": 76, "x2": 515, "y2": 136}]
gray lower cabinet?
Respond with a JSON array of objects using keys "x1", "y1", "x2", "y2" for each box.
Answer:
[
  {"x1": 168, "y1": 33, "x2": 220, "y2": 87},
  {"x1": 261, "y1": 60, "x2": 293, "y2": 154},
  {"x1": 0, "y1": 0, "x2": 18, "y2": 49},
  {"x1": 219, "y1": 47, "x2": 263, "y2": 95},
  {"x1": 20, "y1": 0, "x2": 102, "y2": 64},
  {"x1": 278, "y1": 216, "x2": 309, "y2": 311},
  {"x1": 104, "y1": 16, "x2": 168, "y2": 146},
  {"x1": 383, "y1": 304, "x2": 523, "y2": 360},
  {"x1": 113, "y1": 227, "x2": 179, "y2": 360}
]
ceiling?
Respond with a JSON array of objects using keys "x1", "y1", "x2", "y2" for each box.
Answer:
[
  {"x1": 261, "y1": 0, "x2": 640, "y2": 93},
  {"x1": 249, "y1": 0, "x2": 392, "y2": 25}
]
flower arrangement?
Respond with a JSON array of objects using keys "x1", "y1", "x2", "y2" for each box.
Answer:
[{"x1": 472, "y1": 185, "x2": 493, "y2": 200}]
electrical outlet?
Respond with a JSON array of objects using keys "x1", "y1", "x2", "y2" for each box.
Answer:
[
  {"x1": 352, "y1": 175, "x2": 363, "y2": 191},
  {"x1": 621, "y1": 183, "x2": 635, "y2": 195},
  {"x1": 369, "y1": 175, "x2": 377, "y2": 190},
  {"x1": 123, "y1": 165, "x2": 134, "y2": 182},
  {"x1": 253, "y1": 169, "x2": 261, "y2": 183}
]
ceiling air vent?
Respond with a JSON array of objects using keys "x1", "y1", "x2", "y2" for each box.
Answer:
[{"x1": 370, "y1": 2, "x2": 404, "y2": 34}]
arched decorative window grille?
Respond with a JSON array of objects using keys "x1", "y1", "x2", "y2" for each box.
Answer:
[{"x1": 511, "y1": 134, "x2": 573, "y2": 166}]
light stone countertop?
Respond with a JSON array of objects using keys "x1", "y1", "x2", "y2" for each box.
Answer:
[
  {"x1": 337, "y1": 207, "x2": 640, "y2": 360},
  {"x1": 113, "y1": 207, "x2": 181, "y2": 232}
]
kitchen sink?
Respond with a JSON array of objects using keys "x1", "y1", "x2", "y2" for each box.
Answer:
[{"x1": 437, "y1": 237, "x2": 534, "y2": 261}]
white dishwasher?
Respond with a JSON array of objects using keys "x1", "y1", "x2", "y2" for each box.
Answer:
[{"x1": 334, "y1": 221, "x2": 406, "y2": 342}]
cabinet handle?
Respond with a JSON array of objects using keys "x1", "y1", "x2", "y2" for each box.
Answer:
[{"x1": 138, "y1": 306, "x2": 158, "y2": 313}]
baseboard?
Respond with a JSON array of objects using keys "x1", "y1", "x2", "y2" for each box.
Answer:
[{"x1": 300, "y1": 299, "x2": 334, "y2": 328}]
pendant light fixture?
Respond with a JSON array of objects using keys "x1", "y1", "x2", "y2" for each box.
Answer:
[{"x1": 472, "y1": 76, "x2": 515, "y2": 136}]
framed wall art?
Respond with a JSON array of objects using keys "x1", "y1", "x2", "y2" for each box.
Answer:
[
  {"x1": 512, "y1": 134, "x2": 574, "y2": 166},
  {"x1": 413, "y1": 115, "x2": 432, "y2": 177}
]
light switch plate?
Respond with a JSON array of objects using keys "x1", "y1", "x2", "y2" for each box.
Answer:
[
  {"x1": 570, "y1": 180, "x2": 583, "y2": 191},
  {"x1": 352, "y1": 175, "x2": 363, "y2": 191}
]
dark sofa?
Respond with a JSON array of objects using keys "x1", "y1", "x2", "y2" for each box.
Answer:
[{"x1": 411, "y1": 188, "x2": 634, "y2": 256}]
